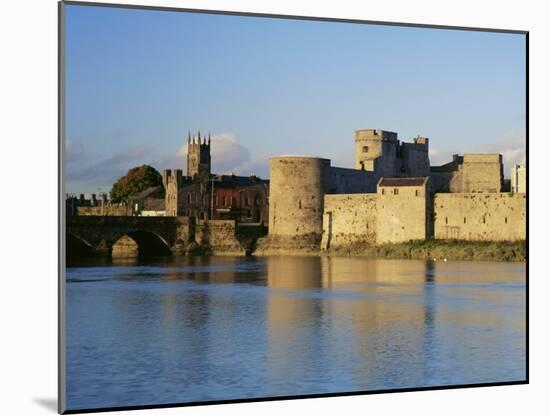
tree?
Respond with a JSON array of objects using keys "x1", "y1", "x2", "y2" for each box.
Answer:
[{"x1": 110, "y1": 165, "x2": 165, "y2": 203}]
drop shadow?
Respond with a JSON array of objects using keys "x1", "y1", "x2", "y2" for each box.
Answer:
[{"x1": 34, "y1": 398, "x2": 57, "y2": 412}]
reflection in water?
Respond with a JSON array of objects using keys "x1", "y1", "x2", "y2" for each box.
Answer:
[
  {"x1": 266, "y1": 257, "x2": 324, "y2": 392},
  {"x1": 66, "y1": 256, "x2": 526, "y2": 410}
]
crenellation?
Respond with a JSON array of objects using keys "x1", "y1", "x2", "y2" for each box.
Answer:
[
  {"x1": 260, "y1": 128, "x2": 525, "y2": 253},
  {"x1": 163, "y1": 169, "x2": 183, "y2": 217},
  {"x1": 187, "y1": 131, "x2": 211, "y2": 181},
  {"x1": 68, "y1": 126, "x2": 526, "y2": 258}
]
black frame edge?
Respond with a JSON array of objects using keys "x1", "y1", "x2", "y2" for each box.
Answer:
[
  {"x1": 58, "y1": 1, "x2": 67, "y2": 414},
  {"x1": 62, "y1": 380, "x2": 528, "y2": 414},
  {"x1": 61, "y1": 0, "x2": 528, "y2": 35}
]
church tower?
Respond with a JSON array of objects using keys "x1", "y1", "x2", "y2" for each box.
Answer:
[{"x1": 187, "y1": 131, "x2": 211, "y2": 182}]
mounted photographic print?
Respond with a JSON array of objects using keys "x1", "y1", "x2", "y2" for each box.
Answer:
[{"x1": 59, "y1": 1, "x2": 528, "y2": 413}]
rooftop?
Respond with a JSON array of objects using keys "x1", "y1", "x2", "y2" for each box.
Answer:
[
  {"x1": 142, "y1": 197, "x2": 165, "y2": 211},
  {"x1": 130, "y1": 186, "x2": 162, "y2": 201},
  {"x1": 378, "y1": 177, "x2": 427, "y2": 187}
]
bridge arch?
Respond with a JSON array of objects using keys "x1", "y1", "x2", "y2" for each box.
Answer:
[
  {"x1": 112, "y1": 231, "x2": 172, "y2": 258},
  {"x1": 66, "y1": 233, "x2": 95, "y2": 260}
]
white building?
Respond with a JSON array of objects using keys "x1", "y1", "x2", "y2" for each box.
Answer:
[{"x1": 511, "y1": 164, "x2": 526, "y2": 193}]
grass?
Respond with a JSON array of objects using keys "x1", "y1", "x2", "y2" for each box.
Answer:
[{"x1": 326, "y1": 239, "x2": 526, "y2": 262}]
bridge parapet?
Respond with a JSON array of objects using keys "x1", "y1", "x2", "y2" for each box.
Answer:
[
  {"x1": 66, "y1": 216, "x2": 263, "y2": 258},
  {"x1": 66, "y1": 215, "x2": 194, "y2": 258}
]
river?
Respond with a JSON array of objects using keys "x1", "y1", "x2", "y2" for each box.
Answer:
[{"x1": 65, "y1": 256, "x2": 526, "y2": 411}]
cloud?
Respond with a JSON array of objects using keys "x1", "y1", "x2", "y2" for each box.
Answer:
[
  {"x1": 429, "y1": 128, "x2": 526, "y2": 178},
  {"x1": 502, "y1": 147, "x2": 526, "y2": 166},
  {"x1": 66, "y1": 145, "x2": 151, "y2": 192},
  {"x1": 155, "y1": 132, "x2": 269, "y2": 179},
  {"x1": 213, "y1": 134, "x2": 249, "y2": 168},
  {"x1": 428, "y1": 147, "x2": 455, "y2": 167},
  {"x1": 65, "y1": 140, "x2": 85, "y2": 164},
  {"x1": 475, "y1": 129, "x2": 526, "y2": 176},
  {"x1": 70, "y1": 132, "x2": 264, "y2": 188},
  {"x1": 231, "y1": 156, "x2": 270, "y2": 178},
  {"x1": 198, "y1": 133, "x2": 252, "y2": 174}
]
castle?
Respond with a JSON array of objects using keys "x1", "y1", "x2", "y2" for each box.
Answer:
[
  {"x1": 67, "y1": 128, "x2": 526, "y2": 258},
  {"x1": 258, "y1": 129, "x2": 526, "y2": 253}
]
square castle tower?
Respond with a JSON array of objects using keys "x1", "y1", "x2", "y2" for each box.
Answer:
[{"x1": 187, "y1": 131, "x2": 211, "y2": 182}]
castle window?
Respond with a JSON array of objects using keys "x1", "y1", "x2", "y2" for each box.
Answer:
[
  {"x1": 362, "y1": 146, "x2": 369, "y2": 153},
  {"x1": 415, "y1": 190, "x2": 419, "y2": 196},
  {"x1": 505, "y1": 217, "x2": 508, "y2": 224},
  {"x1": 464, "y1": 217, "x2": 467, "y2": 224},
  {"x1": 299, "y1": 200, "x2": 302, "y2": 209},
  {"x1": 394, "y1": 188, "x2": 399, "y2": 195},
  {"x1": 445, "y1": 217, "x2": 448, "y2": 224},
  {"x1": 381, "y1": 189, "x2": 385, "y2": 195},
  {"x1": 187, "y1": 194, "x2": 191, "y2": 204}
]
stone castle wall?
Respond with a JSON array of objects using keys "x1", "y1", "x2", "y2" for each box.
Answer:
[
  {"x1": 319, "y1": 188, "x2": 525, "y2": 249},
  {"x1": 376, "y1": 182, "x2": 430, "y2": 244},
  {"x1": 75, "y1": 205, "x2": 131, "y2": 216},
  {"x1": 327, "y1": 167, "x2": 377, "y2": 193},
  {"x1": 451, "y1": 154, "x2": 503, "y2": 193},
  {"x1": 429, "y1": 171, "x2": 454, "y2": 193},
  {"x1": 163, "y1": 169, "x2": 183, "y2": 217},
  {"x1": 174, "y1": 216, "x2": 194, "y2": 248},
  {"x1": 434, "y1": 193, "x2": 526, "y2": 241},
  {"x1": 265, "y1": 156, "x2": 380, "y2": 251},
  {"x1": 401, "y1": 139, "x2": 430, "y2": 177},
  {"x1": 160, "y1": 128, "x2": 524, "y2": 253},
  {"x1": 322, "y1": 194, "x2": 377, "y2": 250},
  {"x1": 196, "y1": 220, "x2": 244, "y2": 255}
]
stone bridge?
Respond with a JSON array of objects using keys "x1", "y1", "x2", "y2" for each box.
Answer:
[{"x1": 66, "y1": 216, "x2": 193, "y2": 259}]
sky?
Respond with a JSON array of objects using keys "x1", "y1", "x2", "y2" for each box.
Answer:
[{"x1": 64, "y1": 4, "x2": 526, "y2": 194}]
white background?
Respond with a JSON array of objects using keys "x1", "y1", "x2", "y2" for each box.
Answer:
[{"x1": 0, "y1": 0, "x2": 546, "y2": 414}]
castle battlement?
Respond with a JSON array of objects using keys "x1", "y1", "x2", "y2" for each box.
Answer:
[
  {"x1": 413, "y1": 135, "x2": 429, "y2": 146},
  {"x1": 188, "y1": 131, "x2": 211, "y2": 147},
  {"x1": 187, "y1": 131, "x2": 211, "y2": 181},
  {"x1": 354, "y1": 129, "x2": 398, "y2": 142},
  {"x1": 354, "y1": 128, "x2": 430, "y2": 176},
  {"x1": 162, "y1": 169, "x2": 183, "y2": 186},
  {"x1": 260, "y1": 127, "x2": 522, "y2": 254},
  {"x1": 163, "y1": 169, "x2": 183, "y2": 217},
  {"x1": 463, "y1": 153, "x2": 502, "y2": 163}
]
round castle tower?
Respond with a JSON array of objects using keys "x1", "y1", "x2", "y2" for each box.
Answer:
[{"x1": 268, "y1": 156, "x2": 330, "y2": 246}]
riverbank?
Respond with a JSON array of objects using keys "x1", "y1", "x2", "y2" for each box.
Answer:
[{"x1": 323, "y1": 240, "x2": 526, "y2": 262}]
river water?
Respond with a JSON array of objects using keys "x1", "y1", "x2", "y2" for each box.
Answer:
[{"x1": 65, "y1": 256, "x2": 526, "y2": 411}]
